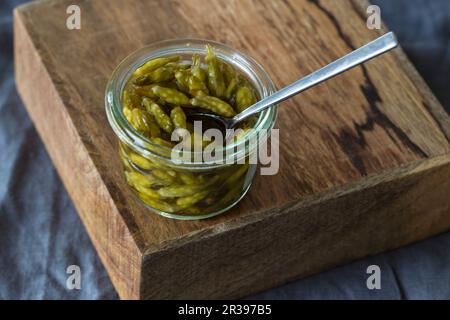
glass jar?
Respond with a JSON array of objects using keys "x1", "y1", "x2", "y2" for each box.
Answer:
[{"x1": 105, "y1": 39, "x2": 277, "y2": 220}]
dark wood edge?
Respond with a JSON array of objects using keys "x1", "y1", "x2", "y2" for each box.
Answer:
[
  {"x1": 14, "y1": 8, "x2": 142, "y2": 299},
  {"x1": 351, "y1": 0, "x2": 450, "y2": 141}
]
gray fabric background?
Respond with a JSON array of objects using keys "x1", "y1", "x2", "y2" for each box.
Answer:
[{"x1": 1, "y1": 0, "x2": 449, "y2": 300}]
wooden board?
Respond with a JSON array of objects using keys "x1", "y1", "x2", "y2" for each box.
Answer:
[{"x1": 14, "y1": 0, "x2": 450, "y2": 299}]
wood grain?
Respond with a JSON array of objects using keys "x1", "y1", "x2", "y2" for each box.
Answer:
[{"x1": 14, "y1": 0, "x2": 450, "y2": 299}]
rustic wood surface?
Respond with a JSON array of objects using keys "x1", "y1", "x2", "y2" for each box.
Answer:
[{"x1": 14, "y1": 0, "x2": 450, "y2": 299}]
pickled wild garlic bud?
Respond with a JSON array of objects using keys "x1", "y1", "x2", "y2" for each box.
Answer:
[
  {"x1": 191, "y1": 53, "x2": 207, "y2": 82},
  {"x1": 142, "y1": 98, "x2": 174, "y2": 134},
  {"x1": 134, "y1": 55, "x2": 181, "y2": 76},
  {"x1": 130, "y1": 108, "x2": 161, "y2": 138},
  {"x1": 205, "y1": 44, "x2": 226, "y2": 98},
  {"x1": 170, "y1": 106, "x2": 187, "y2": 129},
  {"x1": 190, "y1": 95, "x2": 236, "y2": 118},
  {"x1": 236, "y1": 86, "x2": 257, "y2": 113},
  {"x1": 151, "y1": 86, "x2": 191, "y2": 105}
]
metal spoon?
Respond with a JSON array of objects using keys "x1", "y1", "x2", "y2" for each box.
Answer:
[{"x1": 189, "y1": 32, "x2": 398, "y2": 131}]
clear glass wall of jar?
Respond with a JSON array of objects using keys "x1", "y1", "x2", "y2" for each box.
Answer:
[{"x1": 105, "y1": 39, "x2": 277, "y2": 220}]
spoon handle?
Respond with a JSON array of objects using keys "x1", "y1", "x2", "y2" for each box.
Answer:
[{"x1": 233, "y1": 32, "x2": 398, "y2": 124}]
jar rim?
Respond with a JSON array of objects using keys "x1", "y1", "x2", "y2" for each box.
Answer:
[{"x1": 105, "y1": 38, "x2": 277, "y2": 169}]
